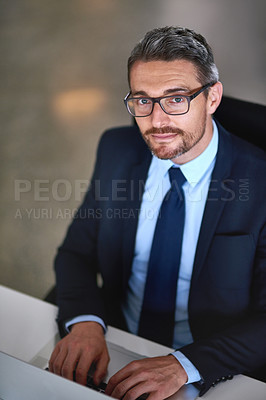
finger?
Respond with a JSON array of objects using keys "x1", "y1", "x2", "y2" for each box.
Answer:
[
  {"x1": 50, "y1": 346, "x2": 68, "y2": 376},
  {"x1": 110, "y1": 375, "x2": 148, "y2": 400},
  {"x1": 106, "y1": 364, "x2": 141, "y2": 397},
  {"x1": 123, "y1": 382, "x2": 151, "y2": 400},
  {"x1": 48, "y1": 345, "x2": 60, "y2": 371},
  {"x1": 74, "y1": 352, "x2": 96, "y2": 385},
  {"x1": 93, "y1": 351, "x2": 110, "y2": 385},
  {"x1": 61, "y1": 350, "x2": 81, "y2": 381},
  {"x1": 105, "y1": 369, "x2": 130, "y2": 395},
  {"x1": 109, "y1": 376, "x2": 134, "y2": 399},
  {"x1": 105, "y1": 360, "x2": 139, "y2": 395}
]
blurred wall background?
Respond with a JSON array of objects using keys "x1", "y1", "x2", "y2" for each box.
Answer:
[{"x1": 1, "y1": 0, "x2": 265, "y2": 300}]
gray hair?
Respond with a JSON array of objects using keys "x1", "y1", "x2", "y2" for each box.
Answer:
[{"x1": 128, "y1": 26, "x2": 219, "y2": 88}]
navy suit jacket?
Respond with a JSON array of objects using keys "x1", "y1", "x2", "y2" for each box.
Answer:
[{"x1": 55, "y1": 121, "x2": 266, "y2": 394}]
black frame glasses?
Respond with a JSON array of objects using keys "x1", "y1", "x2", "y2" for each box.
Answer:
[{"x1": 124, "y1": 82, "x2": 215, "y2": 117}]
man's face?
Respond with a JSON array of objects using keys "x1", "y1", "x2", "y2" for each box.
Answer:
[{"x1": 129, "y1": 60, "x2": 213, "y2": 164}]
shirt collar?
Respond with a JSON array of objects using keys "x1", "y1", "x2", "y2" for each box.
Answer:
[{"x1": 151, "y1": 120, "x2": 219, "y2": 187}]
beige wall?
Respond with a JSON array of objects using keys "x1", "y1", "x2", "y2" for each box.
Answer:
[{"x1": 0, "y1": 0, "x2": 265, "y2": 299}]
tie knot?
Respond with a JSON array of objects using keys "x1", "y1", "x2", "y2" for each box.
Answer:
[{"x1": 168, "y1": 167, "x2": 186, "y2": 189}]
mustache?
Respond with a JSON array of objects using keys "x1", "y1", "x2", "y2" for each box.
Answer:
[{"x1": 144, "y1": 127, "x2": 184, "y2": 135}]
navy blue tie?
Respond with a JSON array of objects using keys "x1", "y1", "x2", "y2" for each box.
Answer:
[{"x1": 138, "y1": 167, "x2": 186, "y2": 346}]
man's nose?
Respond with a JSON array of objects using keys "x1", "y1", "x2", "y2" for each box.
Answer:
[{"x1": 150, "y1": 102, "x2": 171, "y2": 127}]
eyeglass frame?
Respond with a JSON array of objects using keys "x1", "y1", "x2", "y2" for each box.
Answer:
[{"x1": 124, "y1": 82, "x2": 215, "y2": 117}]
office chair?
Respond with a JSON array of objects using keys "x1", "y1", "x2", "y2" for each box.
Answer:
[{"x1": 214, "y1": 95, "x2": 266, "y2": 150}]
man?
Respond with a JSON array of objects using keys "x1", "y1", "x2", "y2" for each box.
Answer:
[{"x1": 49, "y1": 27, "x2": 266, "y2": 398}]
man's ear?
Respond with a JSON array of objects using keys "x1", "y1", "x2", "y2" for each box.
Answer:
[{"x1": 207, "y1": 81, "x2": 223, "y2": 115}]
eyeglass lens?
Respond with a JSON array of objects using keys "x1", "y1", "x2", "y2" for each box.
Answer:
[{"x1": 127, "y1": 95, "x2": 189, "y2": 116}]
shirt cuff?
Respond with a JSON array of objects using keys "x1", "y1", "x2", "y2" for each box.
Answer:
[
  {"x1": 65, "y1": 315, "x2": 107, "y2": 333},
  {"x1": 172, "y1": 350, "x2": 201, "y2": 384}
]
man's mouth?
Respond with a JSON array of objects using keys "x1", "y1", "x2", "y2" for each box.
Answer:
[
  {"x1": 144, "y1": 127, "x2": 183, "y2": 139},
  {"x1": 150, "y1": 133, "x2": 178, "y2": 142}
]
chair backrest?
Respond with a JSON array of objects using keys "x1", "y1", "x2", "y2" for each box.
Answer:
[{"x1": 214, "y1": 96, "x2": 266, "y2": 151}]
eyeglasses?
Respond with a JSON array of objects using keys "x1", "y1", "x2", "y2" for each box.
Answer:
[{"x1": 124, "y1": 82, "x2": 215, "y2": 117}]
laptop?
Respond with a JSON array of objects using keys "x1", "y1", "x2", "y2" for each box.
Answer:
[{"x1": 0, "y1": 341, "x2": 200, "y2": 400}]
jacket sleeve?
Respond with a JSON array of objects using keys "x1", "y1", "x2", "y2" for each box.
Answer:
[{"x1": 54, "y1": 132, "x2": 108, "y2": 336}]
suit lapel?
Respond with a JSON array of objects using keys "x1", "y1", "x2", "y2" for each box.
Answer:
[{"x1": 190, "y1": 124, "x2": 234, "y2": 288}]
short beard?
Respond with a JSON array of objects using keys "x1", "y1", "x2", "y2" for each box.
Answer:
[{"x1": 141, "y1": 117, "x2": 207, "y2": 160}]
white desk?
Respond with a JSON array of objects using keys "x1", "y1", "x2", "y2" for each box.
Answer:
[
  {"x1": 0, "y1": 284, "x2": 265, "y2": 399},
  {"x1": 0, "y1": 285, "x2": 58, "y2": 363}
]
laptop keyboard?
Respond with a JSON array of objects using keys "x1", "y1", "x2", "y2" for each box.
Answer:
[
  {"x1": 86, "y1": 375, "x2": 107, "y2": 394},
  {"x1": 45, "y1": 368, "x2": 148, "y2": 399},
  {"x1": 86, "y1": 375, "x2": 148, "y2": 399}
]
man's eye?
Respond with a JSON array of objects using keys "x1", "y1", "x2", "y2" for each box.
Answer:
[
  {"x1": 172, "y1": 96, "x2": 184, "y2": 103},
  {"x1": 138, "y1": 98, "x2": 150, "y2": 105}
]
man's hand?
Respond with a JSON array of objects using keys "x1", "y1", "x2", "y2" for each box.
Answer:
[
  {"x1": 105, "y1": 355, "x2": 188, "y2": 400},
  {"x1": 48, "y1": 321, "x2": 110, "y2": 386}
]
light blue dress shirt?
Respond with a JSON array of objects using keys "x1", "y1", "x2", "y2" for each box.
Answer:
[{"x1": 66, "y1": 121, "x2": 219, "y2": 384}]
